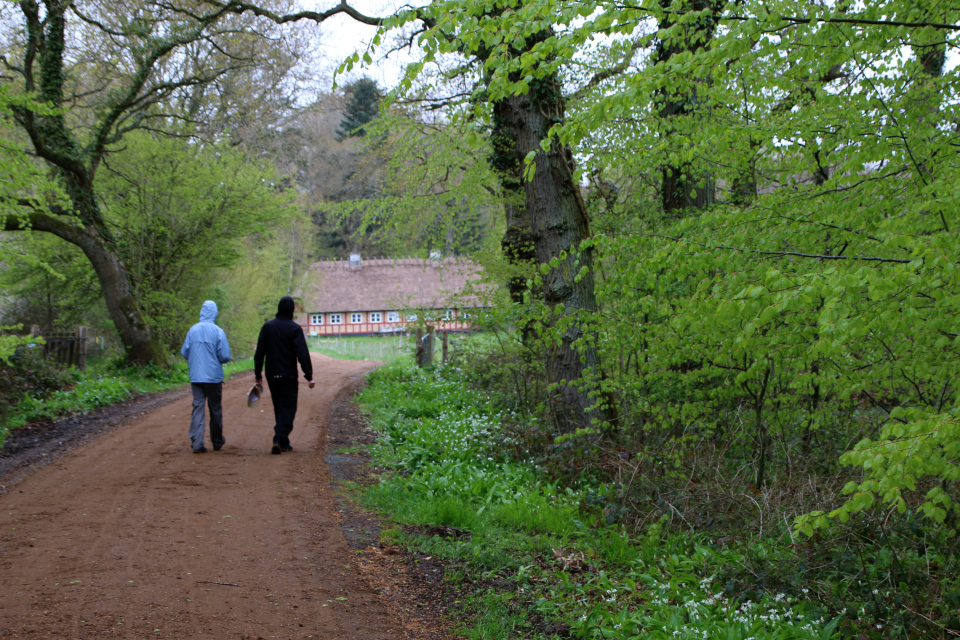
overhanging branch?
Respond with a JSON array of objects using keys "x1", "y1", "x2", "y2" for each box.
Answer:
[
  {"x1": 2, "y1": 202, "x2": 85, "y2": 246},
  {"x1": 209, "y1": 0, "x2": 387, "y2": 27}
]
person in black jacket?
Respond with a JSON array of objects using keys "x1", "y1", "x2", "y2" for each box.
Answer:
[{"x1": 254, "y1": 296, "x2": 315, "y2": 454}]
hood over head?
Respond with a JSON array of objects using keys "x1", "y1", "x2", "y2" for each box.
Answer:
[
  {"x1": 199, "y1": 300, "x2": 218, "y2": 323},
  {"x1": 277, "y1": 296, "x2": 295, "y2": 319}
]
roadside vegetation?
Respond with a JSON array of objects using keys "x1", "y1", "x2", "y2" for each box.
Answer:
[
  {"x1": 0, "y1": 349, "x2": 253, "y2": 448},
  {"x1": 355, "y1": 309, "x2": 960, "y2": 638},
  {"x1": 358, "y1": 358, "x2": 845, "y2": 640}
]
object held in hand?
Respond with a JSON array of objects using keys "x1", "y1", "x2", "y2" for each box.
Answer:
[{"x1": 247, "y1": 384, "x2": 262, "y2": 408}]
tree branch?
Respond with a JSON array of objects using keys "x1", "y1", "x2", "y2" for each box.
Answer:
[
  {"x1": 2, "y1": 202, "x2": 84, "y2": 246},
  {"x1": 209, "y1": 0, "x2": 387, "y2": 27},
  {"x1": 68, "y1": 4, "x2": 130, "y2": 37},
  {"x1": 89, "y1": 5, "x2": 238, "y2": 161},
  {"x1": 571, "y1": 36, "x2": 646, "y2": 101},
  {"x1": 19, "y1": 0, "x2": 39, "y2": 93},
  {"x1": 731, "y1": 13, "x2": 960, "y2": 32},
  {"x1": 635, "y1": 232, "x2": 914, "y2": 264},
  {"x1": 615, "y1": 5, "x2": 960, "y2": 32},
  {"x1": 0, "y1": 54, "x2": 24, "y2": 75}
]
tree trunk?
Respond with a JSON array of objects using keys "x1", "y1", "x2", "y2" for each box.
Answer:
[
  {"x1": 5, "y1": 211, "x2": 166, "y2": 365},
  {"x1": 490, "y1": 98, "x2": 541, "y2": 348},
  {"x1": 492, "y1": 100, "x2": 537, "y2": 308},
  {"x1": 655, "y1": 0, "x2": 723, "y2": 215},
  {"x1": 662, "y1": 164, "x2": 715, "y2": 212},
  {"x1": 9, "y1": 0, "x2": 168, "y2": 365},
  {"x1": 501, "y1": 82, "x2": 617, "y2": 432}
]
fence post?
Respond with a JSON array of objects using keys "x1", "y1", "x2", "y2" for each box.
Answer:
[
  {"x1": 76, "y1": 326, "x2": 88, "y2": 369},
  {"x1": 423, "y1": 325, "x2": 434, "y2": 367},
  {"x1": 422, "y1": 333, "x2": 432, "y2": 367},
  {"x1": 442, "y1": 331, "x2": 448, "y2": 365}
]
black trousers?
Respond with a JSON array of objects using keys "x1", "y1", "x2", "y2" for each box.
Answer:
[{"x1": 266, "y1": 375, "x2": 299, "y2": 447}]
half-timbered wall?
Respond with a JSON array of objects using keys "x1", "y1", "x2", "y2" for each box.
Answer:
[{"x1": 304, "y1": 309, "x2": 471, "y2": 336}]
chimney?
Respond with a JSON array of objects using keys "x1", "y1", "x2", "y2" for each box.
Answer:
[{"x1": 349, "y1": 252, "x2": 362, "y2": 270}]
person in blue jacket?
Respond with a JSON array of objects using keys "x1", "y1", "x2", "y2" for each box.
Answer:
[{"x1": 181, "y1": 300, "x2": 231, "y2": 453}]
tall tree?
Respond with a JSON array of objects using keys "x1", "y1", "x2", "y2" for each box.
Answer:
[
  {"x1": 0, "y1": 0, "x2": 300, "y2": 363},
  {"x1": 216, "y1": 0, "x2": 618, "y2": 430}
]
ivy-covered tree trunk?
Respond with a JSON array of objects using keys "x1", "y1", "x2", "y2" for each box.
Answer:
[
  {"x1": 500, "y1": 80, "x2": 617, "y2": 431},
  {"x1": 492, "y1": 100, "x2": 536, "y2": 307},
  {"x1": 491, "y1": 97, "x2": 539, "y2": 349}
]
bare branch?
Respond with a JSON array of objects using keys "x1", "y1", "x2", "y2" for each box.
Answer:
[
  {"x1": 88, "y1": 4, "x2": 238, "y2": 160},
  {"x1": 0, "y1": 54, "x2": 24, "y2": 75},
  {"x1": 395, "y1": 91, "x2": 475, "y2": 111},
  {"x1": 68, "y1": 4, "x2": 130, "y2": 37},
  {"x1": 208, "y1": 0, "x2": 387, "y2": 27}
]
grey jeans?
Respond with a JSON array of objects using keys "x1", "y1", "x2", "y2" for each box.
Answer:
[{"x1": 190, "y1": 382, "x2": 224, "y2": 450}]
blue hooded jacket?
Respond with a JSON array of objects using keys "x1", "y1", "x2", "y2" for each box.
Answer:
[{"x1": 181, "y1": 301, "x2": 231, "y2": 383}]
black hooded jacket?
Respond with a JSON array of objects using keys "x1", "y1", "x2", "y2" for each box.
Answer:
[{"x1": 254, "y1": 297, "x2": 313, "y2": 381}]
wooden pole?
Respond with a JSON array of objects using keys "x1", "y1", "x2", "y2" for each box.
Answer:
[
  {"x1": 415, "y1": 328, "x2": 424, "y2": 367},
  {"x1": 76, "y1": 326, "x2": 88, "y2": 369},
  {"x1": 423, "y1": 325, "x2": 434, "y2": 367},
  {"x1": 442, "y1": 331, "x2": 448, "y2": 365}
]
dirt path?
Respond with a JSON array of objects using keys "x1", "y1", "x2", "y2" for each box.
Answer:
[{"x1": 0, "y1": 354, "x2": 403, "y2": 639}]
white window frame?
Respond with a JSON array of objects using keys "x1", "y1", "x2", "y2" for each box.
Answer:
[
  {"x1": 369, "y1": 312, "x2": 382, "y2": 323},
  {"x1": 406, "y1": 313, "x2": 418, "y2": 322},
  {"x1": 443, "y1": 310, "x2": 454, "y2": 321},
  {"x1": 329, "y1": 313, "x2": 343, "y2": 325},
  {"x1": 310, "y1": 314, "x2": 324, "y2": 325},
  {"x1": 350, "y1": 312, "x2": 363, "y2": 324},
  {"x1": 387, "y1": 311, "x2": 400, "y2": 323}
]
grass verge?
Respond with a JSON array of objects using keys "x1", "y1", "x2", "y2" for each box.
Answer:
[
  {"x1": 355, "y1": 360, "x2": 841, "y2": 640},
  {"x1": 0, "y1": 357, "x2": 253, "y2": 448}
]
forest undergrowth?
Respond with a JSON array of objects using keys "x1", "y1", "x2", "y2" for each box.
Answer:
[
  {"x1": 467, "y1": 327, "x2": 960, "y2": 639},
  {"x1": 354, "y1": 357, "x2": 895, "y2": 640}
]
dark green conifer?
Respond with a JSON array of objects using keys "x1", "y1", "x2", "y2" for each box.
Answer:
[{"x1": 337, "y1": 78, "x2": 382, "y2": 140}]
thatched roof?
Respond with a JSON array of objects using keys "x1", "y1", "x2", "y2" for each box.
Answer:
[{"x1": 300, "y1": 257, "x2": 488, "y2": 313}]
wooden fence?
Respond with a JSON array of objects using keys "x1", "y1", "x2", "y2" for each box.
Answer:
[{"x1": 29, "y1": 325, "x2": 91, "y2": 369}]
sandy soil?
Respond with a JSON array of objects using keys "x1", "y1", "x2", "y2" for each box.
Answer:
[{"x1": 0, "y1": 353, "x2": 408, "y2": 639}]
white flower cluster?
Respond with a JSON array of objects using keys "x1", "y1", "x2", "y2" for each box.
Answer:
[
  {"x1": 430, "y1": 410, "x2": 499, "y2": 457},
  {"x1": 576, "y1": 576, "x2": 833, "y2": 640}
]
